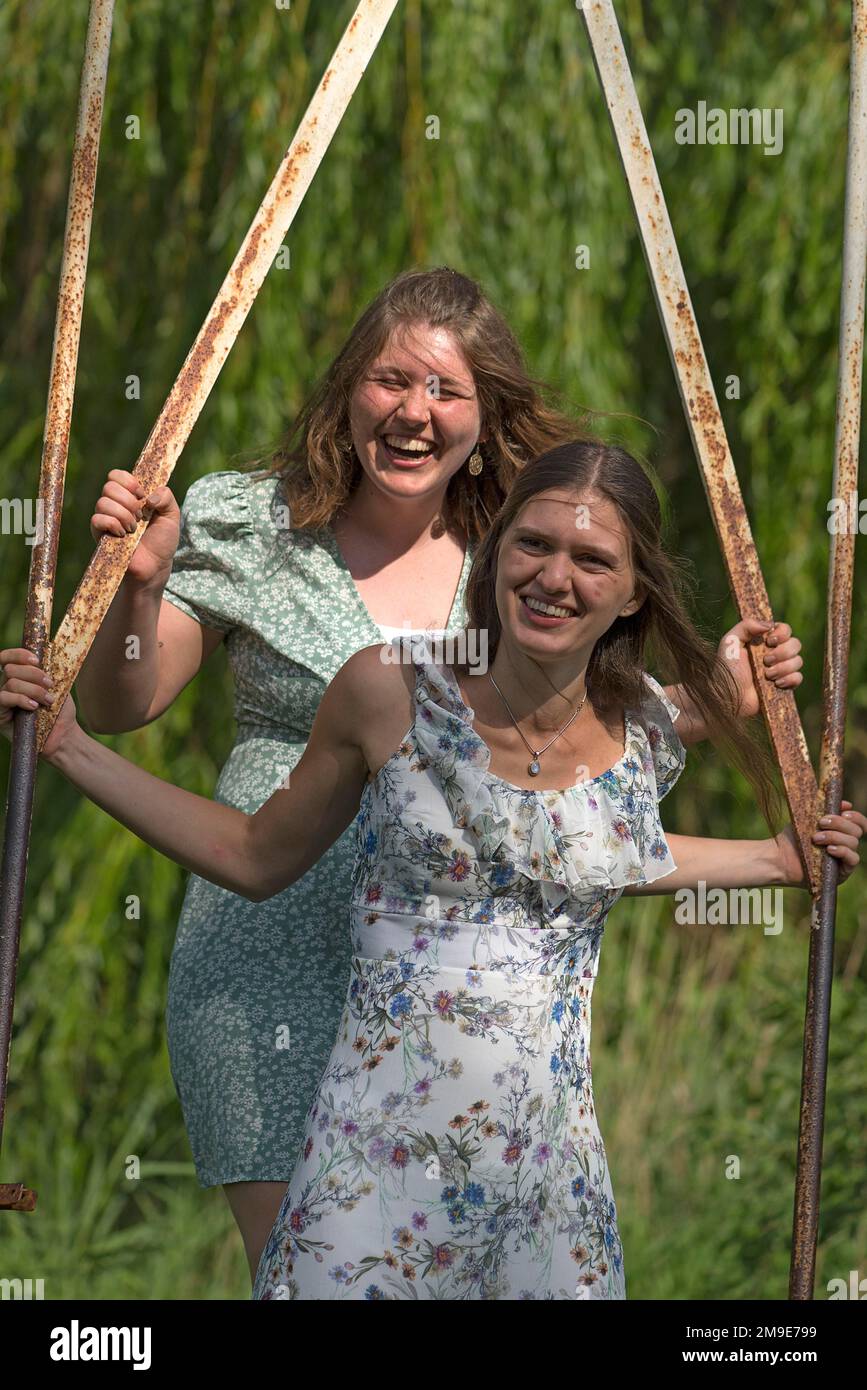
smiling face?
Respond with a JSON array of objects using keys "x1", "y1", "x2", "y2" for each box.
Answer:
[
  {"x1": 494, "y1": 488, "x2": 644, "y2": 667},
  {"x1": 348, "y1": 321, "x2": 487, "y2": 508}
]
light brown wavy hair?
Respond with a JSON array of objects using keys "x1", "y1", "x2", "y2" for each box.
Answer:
[
  {"x1": 240, "y1": 266, "x2": 593, "y2": 540},
  {"x1": 458, "y1": 438, "x2": 783, "y2": 829}
]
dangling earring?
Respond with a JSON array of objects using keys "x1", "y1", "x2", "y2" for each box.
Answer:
[{"x1": 468, "y1": 445, "x2": 483, "y2": 476}]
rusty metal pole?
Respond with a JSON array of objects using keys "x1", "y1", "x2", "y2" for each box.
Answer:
[
  {"x1": 578, "y1": 0, "x2": 820, "y2": 893},
  {"x1": 0, "y1": 0, "x2": 115, "y2": 1215},
  {"x1": 32, "y1": 0, "x2": 401, "y2": 756},
  {"x1": 789, "y1": 0, "x2": 867, "y2": 1301},
  {"x1": 579, "y1": 0, "x2": 864, "y2": 1300}
]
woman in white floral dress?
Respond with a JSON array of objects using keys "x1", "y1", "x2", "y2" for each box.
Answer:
[
  {"x1": 6, "y1": 438, "x2": 864, "y2": 1299},
  {"x1": 253, "y1": 649, "x2": 684, "y2": 1300}
]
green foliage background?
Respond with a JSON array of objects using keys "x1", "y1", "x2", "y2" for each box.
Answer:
[{"x1": 0, "y1": 0, "x2": 864, "y2": 1300}]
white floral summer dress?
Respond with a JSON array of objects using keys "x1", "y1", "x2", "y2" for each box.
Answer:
[{"x1": 253, "y1": 636, "x2": 686, "y2": 1301}]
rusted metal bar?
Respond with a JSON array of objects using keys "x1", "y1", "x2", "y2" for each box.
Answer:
[
  {"x1": 0, "y1": 1182, "x2": 37, "y2": 1213},
  {"x1": 789, "y1": 0, "x2": 867, "y2": 1301},
  {"x1": 0, "y1": 0, "x2": 115, "y2": 1212},
  {"x1": 578, "y1": 0, "x2": 821, "y2": 893},
  {"x1": 33, "y1": 0, "x2": 401, "y2": 756}
]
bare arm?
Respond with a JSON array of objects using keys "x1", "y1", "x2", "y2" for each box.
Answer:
[
  {"x1": 76, "y1": 583, "x2": 224, "y2": 733},
  {"x1": 623, "y1": 806, "x2": 865, "y2": 893},
  {"x1": 44, "y1": 650, "x2": 372, "y2": 902},
  {"x1": 75, "y1": 472, "x2": 225, "y2": 733},
  {"x1": 622, "y1": 834, "x2": 786, "y2": 893}
]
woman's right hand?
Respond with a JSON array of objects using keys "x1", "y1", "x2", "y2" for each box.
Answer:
[
  {"x1": 0, "y1": 649, "x2": 79, "y2": 761},
  {"x1": 0, "y1": 648, "x2": 54, "y2": 720},
  {"x1": 90, "y1": 469, "x2": 181, "y2": 587}
]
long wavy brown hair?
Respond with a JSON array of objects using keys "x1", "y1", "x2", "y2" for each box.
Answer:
[
  {"x1": 239, "y1": 266, "x2": 593, "y2": 541},
  {"x1": 458, "y1": 438, "x2": 783, "y2": 829}
]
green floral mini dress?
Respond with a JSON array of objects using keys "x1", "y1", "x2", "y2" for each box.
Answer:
[{"x1": 161, "y1": 470, "x2": 474, "y2": 1186}]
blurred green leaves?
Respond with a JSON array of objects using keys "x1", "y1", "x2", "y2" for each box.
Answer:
[{"x1": 0, "y1": 0, "x2": 864, "y2": 1299}]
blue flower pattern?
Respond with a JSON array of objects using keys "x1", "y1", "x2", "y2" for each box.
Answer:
[{"x1": 253, "y1": 637, "x2": 685, "y2": 1300}]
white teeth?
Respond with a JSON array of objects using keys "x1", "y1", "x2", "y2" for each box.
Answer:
[
  {"x1": 383, "y1": 434, "x2": 435, "y2": 454},
  {"x1": 524, "y1": 596, "x2": 575, "y2": 619}
]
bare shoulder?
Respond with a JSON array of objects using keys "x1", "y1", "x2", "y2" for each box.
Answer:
[
  {"x1": 330, "y1": 642, "x2": 414, "y2": 728},
  {"x1": 335, "y1": 643, "x2": 414, "y2": 707},
  {"x1": 329, "y1": 644, "x2": 417, "y2": 776}
]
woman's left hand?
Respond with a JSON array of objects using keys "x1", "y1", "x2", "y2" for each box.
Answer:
[
  {"x1": 718, "y1": 617, "x2": 803, "y2": 718},
  {"x1": 775, "y1": 800, "x2": 867, "y2": 887}
]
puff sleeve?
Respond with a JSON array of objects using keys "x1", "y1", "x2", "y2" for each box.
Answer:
[
  {"x1": 637, "y1": 672, "x2": 686, "y2": 801},
  {"x1": 161, "y1": 471, "x2": 254, "y2": 635}
]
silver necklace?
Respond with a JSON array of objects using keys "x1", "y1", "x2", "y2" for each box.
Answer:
[{"x1": 487, "y1": 671, "x2": 588, "y2": 777}]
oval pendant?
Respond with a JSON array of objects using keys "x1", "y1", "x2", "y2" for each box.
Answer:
[{"x1": 528, "y1": 760, "x2": 541, "y2": 776}]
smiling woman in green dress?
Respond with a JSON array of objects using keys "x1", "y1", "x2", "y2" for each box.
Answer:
[{"x1": 0, "y1": 268, "x2": 806, "y2": 1285}]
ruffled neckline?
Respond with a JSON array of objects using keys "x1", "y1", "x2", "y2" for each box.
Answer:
[{"x1": 397, "y1": 635, "x2": 679, "y2": 904}]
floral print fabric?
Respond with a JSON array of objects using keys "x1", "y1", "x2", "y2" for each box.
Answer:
[
  {"x1": 253, "y1": 635, "x2": 686, "y2": 1300},
  {"x1": 161, "y1": 470, "x2": 474, "y2": 1185}
]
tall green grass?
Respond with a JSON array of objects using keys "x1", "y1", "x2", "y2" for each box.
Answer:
[{"x1": 1, "y1": 0, "x2": 864, "y2": 1298}]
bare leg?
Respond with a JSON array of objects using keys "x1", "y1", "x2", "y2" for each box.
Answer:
[{"x1": 223, "y1": 1181, "x2": 289, "y2": 1285}]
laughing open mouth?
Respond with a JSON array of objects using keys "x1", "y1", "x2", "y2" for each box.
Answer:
[{"x1": 382, "y1": 434, "x2": 437, "y2": 460}]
